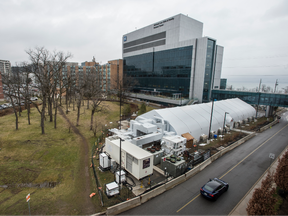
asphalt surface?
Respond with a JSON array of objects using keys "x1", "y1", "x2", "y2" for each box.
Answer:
[{"x1": 121, "y1": 111, "x2": 288, "y2": 215}]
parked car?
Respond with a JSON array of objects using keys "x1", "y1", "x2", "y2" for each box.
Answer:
[
  {"x1": 1, "y1": 104, "x2": 8, "y2": 109},
  {"x1": 0, "y1": 106, "x2": 3, "y2": 110},
  {"x1": 200, "y1": 178, "x2": 229, "y2": 200}
]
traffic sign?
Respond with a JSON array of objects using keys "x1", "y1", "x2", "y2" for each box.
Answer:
[{"x1": 26, "y1": 193, "x2": 30, "y2": 202}]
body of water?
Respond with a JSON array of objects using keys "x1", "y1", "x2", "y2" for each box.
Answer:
[{"x1": 224, "y1": 75, "x2": 288, "y2": 92}]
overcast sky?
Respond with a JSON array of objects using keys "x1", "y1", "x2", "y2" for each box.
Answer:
[{"x1": 1, "y1": 0, "x2": 288, "y2": 90}]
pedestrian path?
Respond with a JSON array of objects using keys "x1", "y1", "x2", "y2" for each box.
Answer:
[{"x1": 229, "y1": 145, "x2": 288, "y2": 215}]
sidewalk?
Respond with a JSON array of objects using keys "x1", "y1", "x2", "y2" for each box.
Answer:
[{"x1": 229, "y1": 145, "x2": 288, "y2": 215}]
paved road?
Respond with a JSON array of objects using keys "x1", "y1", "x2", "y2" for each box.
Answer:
[{"x1": 121, "y1": 112, "x2": 288, "y2": 215}]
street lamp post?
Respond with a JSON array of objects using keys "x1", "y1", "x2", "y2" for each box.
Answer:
[
  {"x1": 119, "y1": 90, "x2": 122, "y2": 193},
  {"x1": 223, "y1": 112, "x2": 229, "y2": 134},
  {"x1": 208, "y1": 99, "x2": 216, "y2": 140}
]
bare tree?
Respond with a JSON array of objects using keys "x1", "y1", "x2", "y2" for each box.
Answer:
[
  {"x1": 87, "y1": 65, "x2": 106, "y2": 130},
  {"x1": 21, "y1": 63, "x2": 33, "y2": 125},
  {"x1": 1, "y1": 72, "x2": 20, "y2": 129},
  {"x1": 282, "y1": 86, "x2": 288, "y2": 94},
  {"x1": 75, "y1": 69, "x2": 86, "y2": 126},
  {"x1": 26, "y1": 47, "x2": 72, "y2": 134}
]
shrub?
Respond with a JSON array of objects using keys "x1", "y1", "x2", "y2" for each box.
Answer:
[
  {"x1": 274, "y1": 150, "x2": 288, "y2": 193},
  {"x1": 246, "y1": 172, "x2": 277, "y2": 215}
]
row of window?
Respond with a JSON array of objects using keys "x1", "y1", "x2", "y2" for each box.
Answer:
[{"x1": 124, "y1": 46, "x2": 193, "y2": 97}]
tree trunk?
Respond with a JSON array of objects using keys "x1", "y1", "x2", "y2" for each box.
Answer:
[
  {"x1": 41, "y1": 98, "x2": 46, "y2": 134},
  {"x1": 48, "y1": 97, "x2": 53, "y2": 122},
  {"x1": 27, "y1": 103, "x2": 30, "y2": 125},
  {"x1": 73, "y1": 96, "x2": 75, "y2": 111},
  {"x1": 87, "y1": 99, "x2": 90, "y2": 109},
  {"x1": 14, "y1": 109, "x2": 18, "y2": 130},
  {"x1": 90, "y1": 109, "x2": 95, "y2": 130},
  {"x1": 77, "y1": 106, "x2": 80, "y2": 126},
  {"x1": 54, "y1": 100, "x2": 58, "y2": 129}
]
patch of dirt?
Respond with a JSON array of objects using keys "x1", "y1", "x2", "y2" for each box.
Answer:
[
  {"x1": 3, "y1": 156, "x2": 11, "y2": 161},
  {"x1": 58, "y1": 107, "x2": 96, "y2": 215}
]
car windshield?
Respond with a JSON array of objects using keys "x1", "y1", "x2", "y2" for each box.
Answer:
[{"x1": 204, "y1": 180, "x2": 221, "y2": 192}]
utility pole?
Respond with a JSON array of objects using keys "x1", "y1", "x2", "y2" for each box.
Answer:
[
  {"x1": 274, "y1": 79, "x2": 278, "y2": 93},
  {"x1": 119, "y1": 89, "x2": 122, "y2": 193},
  {"x1": 256, "y1": 79, "x2": 261, "y2": 118},
  {"x1": 208, "y1": 99, "x2": 216, "y2": 139}
]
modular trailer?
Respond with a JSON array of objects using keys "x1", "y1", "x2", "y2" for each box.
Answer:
[{"x1": 105, "y1": 136, "x2": 154, "y2": 180}]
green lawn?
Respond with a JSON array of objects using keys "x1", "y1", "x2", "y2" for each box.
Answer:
[
  {"x1": 0, "y1": 100, "x2": 155, "y2": 214},
  {"x1": 0, "y1": 106, "x2": 85, "y2": 215}
]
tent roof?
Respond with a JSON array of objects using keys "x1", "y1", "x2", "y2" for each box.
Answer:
[{"x1": 138, "y1": 98, "x2": 255, "y2": 140}]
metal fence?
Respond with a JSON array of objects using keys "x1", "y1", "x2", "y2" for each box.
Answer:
[{"x1": 91, "y1": 143, "x2": 104, "y2": 206}]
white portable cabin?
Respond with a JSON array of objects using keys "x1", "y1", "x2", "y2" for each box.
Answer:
[
  {"x1": 106, "y1": 182, "x2": 119, "y2": 197},
  {"x1": 105, "y1": 136, "x2": 154, "y2": 180}
]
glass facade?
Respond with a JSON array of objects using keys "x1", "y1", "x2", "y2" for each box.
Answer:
[
  {"x1": 202, "y1": 39, "x2": 216, "y2": 102},
  {"x1": 220, "y1": 78, "x2": 227, "y2": 89},
  {"x1": 124, "y1": 46, "x2": 193, "y2": 98},
  {"x1": 212, "y1": 89, "x2": 288, "y2": 107}
]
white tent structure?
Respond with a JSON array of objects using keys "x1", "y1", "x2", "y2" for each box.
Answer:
[{"x1": 137, "y1": 98, "x2": 256, "y2": 140}]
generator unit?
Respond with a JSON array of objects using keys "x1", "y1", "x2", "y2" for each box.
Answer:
[
  {"x1": 99, "y1": 152, "x2": 111, "y2": 170},
  {"x1": 146, "y1": 147, "x2": 165, "y2": 165},
  {"x1": 115, "y1": 170, "x2": 126, "y2": 184},
  {"x1": 160, "y1": 155, "x2": 187, "y2": 178},
  {"x1": 106, "y1": 182, "x2": 119, "y2": 197}
]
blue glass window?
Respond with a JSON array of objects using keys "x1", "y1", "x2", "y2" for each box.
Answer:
[{"x1": 124, "y1": 46, "x2": 193, "y2": 97}]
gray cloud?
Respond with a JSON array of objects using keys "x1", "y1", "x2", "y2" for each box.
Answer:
[{"x1": 0, "y1": 0, "x2": 287, "y2": 89}]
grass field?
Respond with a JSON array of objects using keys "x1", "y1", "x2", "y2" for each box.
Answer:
[
  {"x1": 0, "y1": 106, "x2": 84, "y2": 215},
  {"x1": 0, "y1": 100, "x2": 155, "y2": 214}
]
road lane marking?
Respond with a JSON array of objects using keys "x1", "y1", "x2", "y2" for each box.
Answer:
[
  {"x1": 176, "y1": 123, "x2": 288, "y2": 213},
  {"x1": 176, "y1": 194, "x2": 200, "y2": 213},
  {"x1": 219, "y1": 123, "x2": 288, "y2": 179}
]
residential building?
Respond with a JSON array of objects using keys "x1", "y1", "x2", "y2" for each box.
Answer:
[
  {"x1": 122, "y1": 14, "x2": 224, "y2": 104},
  {"x1": 0, "y1": 60, "x2": 11, "y2": 74},
  {"x1": 62, "y1": 59, "x2": 123, "y2": 93},
  {"x1": 0, "y1": 72, "x2": 4, "y2": 101}
]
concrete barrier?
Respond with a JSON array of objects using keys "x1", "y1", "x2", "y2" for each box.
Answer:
[
  {"x1": 185, "y1": 165, "x2": 201, "y2": 180},
  {"x1": 211, "y1": 151, "x2": 221, "y2": 162},
  {"x1": 106, "y1": 196, "x2": 141, "y2": 216},
  {"x1": 165, "y1": 175, "x2": 186, "y2": 190},
  {"x1": 140, "y1": 184, "x2": 166, "y2": 204},
  {"x1": 199, "y1": 157, "x2": 212, "y2": 171},
  {"x1": 259, "y1": 119, "x2": 278, "y2": 132}
]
